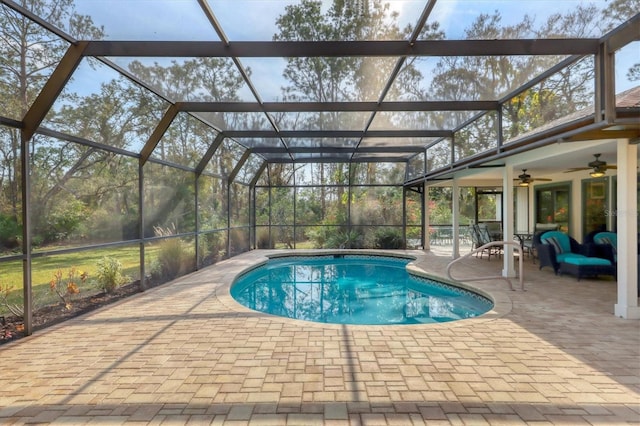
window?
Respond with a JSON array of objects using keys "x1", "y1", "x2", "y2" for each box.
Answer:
[{"x1": 476, "y1": 188, "x2": 503, "y2": 223}]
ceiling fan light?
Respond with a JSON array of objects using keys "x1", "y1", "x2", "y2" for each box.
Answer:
[
  {"x1": 590, "y1": 169, "x2": 605, "y2": 178},
  {"x1": 518, "y1": 180, "x2": 529, "y2": 187}
]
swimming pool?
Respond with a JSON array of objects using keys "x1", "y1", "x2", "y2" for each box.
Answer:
[{"x1": 231, "y1": 254, "x2": 493, "y2": 325}]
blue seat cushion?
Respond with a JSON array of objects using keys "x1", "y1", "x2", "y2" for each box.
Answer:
[
  {"x1": 557, "y1": 253, "x2": 585, "y2": 263},
  {"x1": 561, "y1": 256, "x2": 612, "y2": 266}
]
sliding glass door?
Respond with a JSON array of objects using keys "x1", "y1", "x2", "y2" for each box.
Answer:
[
  {"x1": 535, "y1": 183, "x2": 570, "y2": 233},
  {"x1": 582, "y1": 177, "x2": 609, "y2": 236}
]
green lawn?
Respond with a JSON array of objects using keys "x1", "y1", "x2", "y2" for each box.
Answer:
[{"x1": 0, "y1": 244, "x2": 160, "y2": 315}]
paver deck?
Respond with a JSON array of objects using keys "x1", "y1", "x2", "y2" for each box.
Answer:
[{"x1": 1, "y1": 249, "x2": 638, "y2": 425}]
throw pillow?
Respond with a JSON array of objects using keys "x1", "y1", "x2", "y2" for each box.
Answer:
[
  {"x1": 600, "y1": 236, "x2": 617, "y2": 255},
  {"x1": 543, "y1": 236, "x2": 565, "y2": 254}
]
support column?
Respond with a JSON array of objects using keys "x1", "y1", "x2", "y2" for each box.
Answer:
[
  {"x1": 424, "y1": 182, "x2": 430, "y2": 251},
  {"x1": 502, "y1": 167, "x2": 516, "y2": 277},
  {"x1": 452, "y1": 179, "x2": 460, "y2": 259},
  {"x1": 20, "y1": 131, "x2": 32, "y2": 335},
  {"x1": 515, "y1": 186, "x2": 529, "y2": 233},
  {"x1": 614, "y1": 139, "x2": 639, "y2": 319}
]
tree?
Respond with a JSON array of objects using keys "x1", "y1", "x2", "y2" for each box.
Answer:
[
  {"x1": 0, "y1": 0, "x2": 103, "y2": 247},
  {"x1": 627, "y1": 64, "x2": 640, "y2": 82},
  {"x1": 430, "y1": 6, "x2": 606, "y2": 147},
  {"x1": 602, "y1": 0, "x2": 640, "y2": 30},
  {"x1": 273, "y1": 0, "x2": 440, "y2": 231},
  {"x1": 602, "y1": 0, "x2": 640, "y2": 83},
  {"x1": 123, "y1": 57, "x2": 253, "y2": 235}
]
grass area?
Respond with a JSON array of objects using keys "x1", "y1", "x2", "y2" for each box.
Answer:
[
  {"x1": 270, "y1": 240, "x2": 318, "y2": 249},
  {"x1": 0, "y1": 244, "x2": 160, "y2": 314},
  {"x1": 290, "y1": 240, "x2": 316, "y2": 249}
]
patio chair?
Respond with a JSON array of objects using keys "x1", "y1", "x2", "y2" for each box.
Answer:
[
  {"x1": 537, "y1": 231, "x2": 615, "y2": 280},
  {"x1": 592, "y1": 231, "x2": 617, "y2": 264},
  {"x1": 523, "y1": 223, "x2": 559, "y2": 263},
  {"x1": 483, "y1": 222, "x2": 503, "y2": 241},
  {"x1": 437, "y1": 227, "x2": 453, "y2": 245},
  {"x1": 471, "y1": 224, "x2": 501, "y2": 260},
  {"x1": 583, "y1": 226, "x2": 607, "y2": 245},
  {"x1": 594, "y1": 232, "x2": 640, "y2": 291},
  {"x1": 470, "y1": 224, "x2": 482, "y2": 252}
]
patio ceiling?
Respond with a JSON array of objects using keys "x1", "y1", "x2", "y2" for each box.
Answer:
[
  {"x1": 4, "y1": 0, "x2": 639, "y2": 181},
  {"x1": 431, "y1": 139, "x2": 624, "y2": 185}
]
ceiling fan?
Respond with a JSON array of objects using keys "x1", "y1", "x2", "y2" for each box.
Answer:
[
  {"x1": 514, "y1": 169, "x2": 552, "y2": 187},
  {"x1": 564, "y1": 153, "x2": 616, "y2": 178}
]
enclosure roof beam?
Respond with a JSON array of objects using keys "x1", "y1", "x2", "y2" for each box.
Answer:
[
  {"x1": 0, "y1": 116, "x2": 21, "y2": 128},
  {"x1": 253, "y1": 146, "x2": 425, "y2": 154},
  {"x1": 249, "y1": 161, "x2": 267, "y2": 187},
  {"x1": 83, "y1": 39, "x2": 600, "y2": 58},
  {"x1": 140, "y1": 105, "x2": 179, "y2": 166},
  {"x1": 268, "y1": 156, "x2": 408, "y2": 164},
  {"x1": 175, "y1": 101, "x2": 498, "y2": 112},
  {"x1": 22, "y1": 42, "x2": 88, "y2": 141},
  {"x1": 224, "y1": 130, "x2": 452, "y2": 138},
  {"x1": 196, "y1": 0, "x2": 229, "y2": 44},
  {"x1": 195, "y1": 133, "x2": 226, "y2": 177},
  {"x1": 604, "y1": 13, "x2": 640, "y2": 52},
  {"x1": 227, "y1": 149, "x2": 252, "y2": 184}
]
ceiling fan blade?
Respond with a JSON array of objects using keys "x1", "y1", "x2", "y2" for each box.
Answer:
[{"x1": 605, "y1": 165, "x2": 617, "y2": 170}]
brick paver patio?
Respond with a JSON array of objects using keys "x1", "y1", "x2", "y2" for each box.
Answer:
[{"x1": 1, "y1": 249, "x2": 638, "y2": 425}]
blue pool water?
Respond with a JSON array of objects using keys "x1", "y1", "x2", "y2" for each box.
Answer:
[{"x1": 231, "y1": 255, "x2": 493, "y2": 325}]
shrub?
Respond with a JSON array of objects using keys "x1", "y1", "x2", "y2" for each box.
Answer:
[
  {"x1": 151, "y1": 224, "x2": 195, "y2": 282},
  {"x1": 374, "y1": 228, "x2": 403, "y2": 249},
  {"x1": 42, "y1": 199, "x2": 87, "y2": 243},
  {"x1": 256, "y1": 227, "x2": 273, "y2": 249},
  {"x1": 0, "y1": 214, "x2": 20, "y2": 250},
  {"x1": 156, "y1": 238, "x2": 190, "y2": 280},
  {"x1": 325, "y1": 229, "x2": 363, "y2": 249},
  {"x1": 198, "y1": 232, "x2": 222, "y2": 266},
  {"x1": 230, "y1": 228, "x2": 251, "y2": 254},
  {"x1": 0, "y1": 282, "x2": 23, "y2": 317},
  {"x1": 95, "y1": 256, "x2": 129, "y2": 293},
  {"x1": 306, "y1": 226, "x2": 325, "y2": 249},
  {"x1": 49, "y1": 267, "x2": 86, "y2": 310}
]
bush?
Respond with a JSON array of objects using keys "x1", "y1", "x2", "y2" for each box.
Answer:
[
  {"x1": 49, "y1": 267, "x2": 86, "y2": 310},
  {"x1": 0, "y1": 282, "x2": 23, "y2": 317},
  {"x1": 230, "y1": 228, "x2": 250, "y2": 254},
  {"x1": 151, "y1": 224, "x2": 195, "y2": 283},
  {"x1": 44, "y1": 199, "x2": 88, "y2": 242},
  {"x1": 198, "y1": 232, "x2": 223, "y2": 266},
  {"x1": 325, "y1": 229, "x2": 363, "y2": 249},
  {"x1": 256, "y1": 228, "x2": 273, "y2": 249},
  {"x1": 0, "y1": 214, "x2": 20, "y2": 250},
  {"x1": 95, "y1": 256, "x2": 129, "y2": 293},
  {"x1": 152, "y1": 239, "x2": 196, "y2": 283},
  {"x1": 374, "y1": 228, "x2": 403, "y2": 249},
  {"x1": 306, "y1": 226, "x2": 326, "y2": 248}
]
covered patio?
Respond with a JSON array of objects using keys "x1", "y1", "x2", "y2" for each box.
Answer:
[{"x1": 0, "y1": 249, "x2": 638, "y2": 424}]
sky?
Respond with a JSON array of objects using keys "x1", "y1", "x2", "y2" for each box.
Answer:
[{"x1": 74, "y1": 0, "x2": 622, "y2": 41}]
